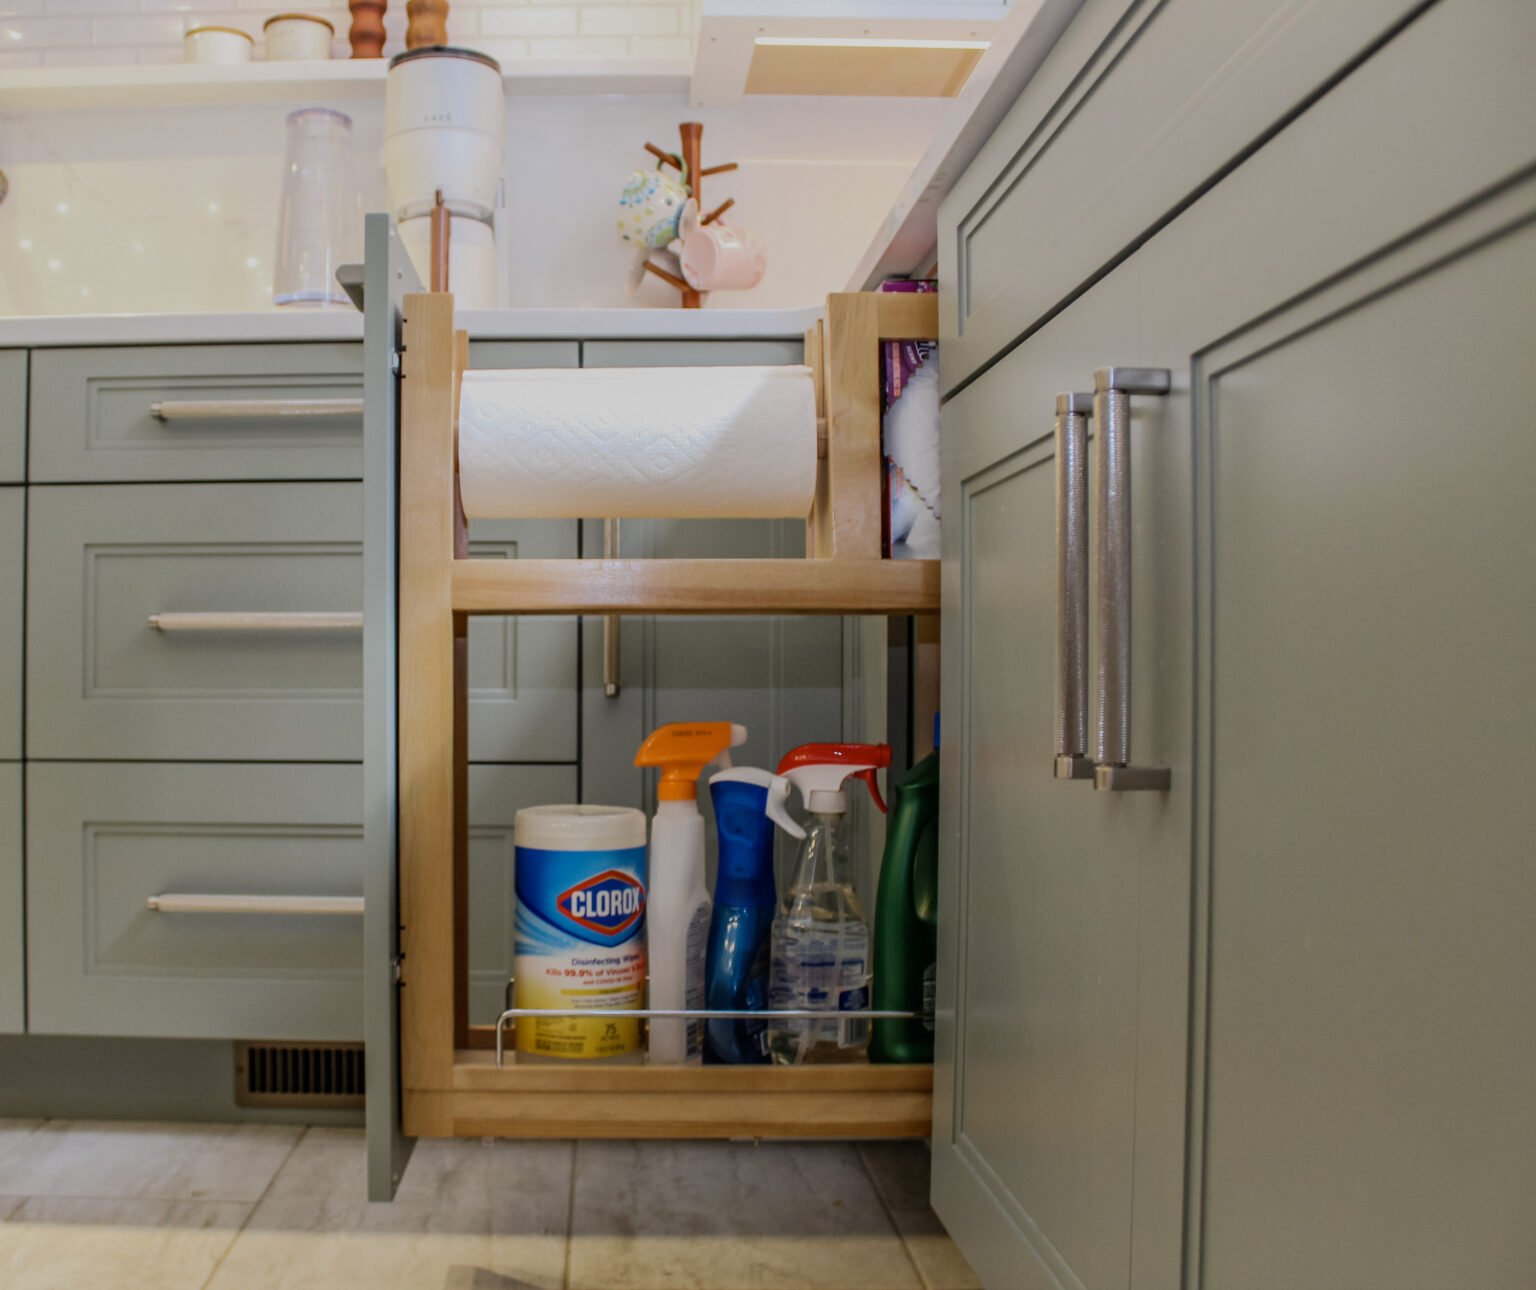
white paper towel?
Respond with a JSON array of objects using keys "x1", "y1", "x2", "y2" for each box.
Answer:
[{"x1": 458, "y1": 365, "x2": 817, "y2": 519}]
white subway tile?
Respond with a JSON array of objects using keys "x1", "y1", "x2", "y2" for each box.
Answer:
[
  {"x1": 136, "y1": 41, "x2": 181, "y2": 60},
  {"x1": 628, "y1": 32, "x2": 689, "y2": 58},
  {"x1": 480, "y1": 4, "x2": 575, "y2": 36},
  {"x1": 0, "y1": 0, "x2": 44, "y2": 18},
  {"x1": 525, "y1": 32, "x2": 625, "y2": 56},
  {"x1": 459, "y1": 34, "x2": 527, "y2": 62},
  {"x1": 140, "y1": 0, "x2": 233, "y2": 12},
  {"x1": 44, "y1": 42, "x2": 132, "y2": 60},
  {"x1": 579, "y1": 4, "x2": 675, "y2": 36},
  {"x1": 0, "y1": 16, "x2": 92, "y2": 45},
  {"x1": 43, "y1": 0, "x2": 126, "y2": 15},
  {"x1": 92, "y1": 11, "x2": 189, "y2": 41},
  {"x1": 0, "y1": 46, "x2": 43, "y2": 62}
]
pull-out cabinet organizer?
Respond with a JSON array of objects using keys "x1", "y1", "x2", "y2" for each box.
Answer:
[{"x1": 368, "y1": 235, "x2": 938, "y2": 1169}]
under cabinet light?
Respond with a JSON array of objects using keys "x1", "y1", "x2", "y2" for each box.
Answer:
[{"x1": 753, "y1": 36, "x2": 990, "y2": 50}]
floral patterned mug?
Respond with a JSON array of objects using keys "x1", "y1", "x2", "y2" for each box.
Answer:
[{"x1": 617, "y1": 166, "x2": 690, "y2": 250}]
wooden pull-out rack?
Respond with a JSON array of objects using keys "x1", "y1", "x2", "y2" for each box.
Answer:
[{"x1": 396, "y1": 290, "x2": 938, "y2": 1140}]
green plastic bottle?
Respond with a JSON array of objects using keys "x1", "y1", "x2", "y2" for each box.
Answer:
[{"x1": 869, "y1": 745, "x2": 939, "y2": 1063}]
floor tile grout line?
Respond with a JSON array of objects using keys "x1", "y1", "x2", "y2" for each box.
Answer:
[
  {"x1": 854, "y1": 1143, "x2": 930, "y2": 1290},
  {"x1": 196, "y1": 1124, "x2": 309, "y2": 1290},
  {"x1": 562, "y1": 1138, "x2": 579, "y2": 1290}
]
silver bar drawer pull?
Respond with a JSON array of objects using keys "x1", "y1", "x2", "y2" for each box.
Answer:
[
  {"x1": 150, "y1": 397, "x2": 364, "y2": 420},
  {"x1": 1093, "y1": 366, "x2": 1172, "y2": 792},
  {"x1": 1054, "y1": 392, "x2": 1095, "y2": 781},
  {"x1": 148, "y1": 611, "x2": 363, "y2": 632},
  {"x1": 147, "y1": 894, "x2": 364, "y2": 915}
]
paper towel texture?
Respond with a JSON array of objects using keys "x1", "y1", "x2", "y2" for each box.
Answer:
[{"x1": 459, "y1": 365, "x2": 818, "y2": 519}]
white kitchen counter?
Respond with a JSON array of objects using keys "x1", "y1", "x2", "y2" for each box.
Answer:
[{"x1": 0, "y1": 306, "x2": 825, "y2": 349}]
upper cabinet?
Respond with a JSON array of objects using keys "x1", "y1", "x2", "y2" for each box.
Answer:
[{"x1": 940, "y1": 0, "x2": 1428, "y2": 391}]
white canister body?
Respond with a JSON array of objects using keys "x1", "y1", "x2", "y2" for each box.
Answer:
[
  {"x1": 398, "y1": 213, "x2": 500, "y2": 309},
  {"x1": 264, "y1": 14, "x2": 334, "y2": 60},
  {"x1": 512, "y1": 805, "x2": 648, "y2": 1064},
  {"x1": 385, "y1": 48, "x2": 505, "y2": 223},
  {"x1": 183, "y1": 26, "x2": 253, "y2": 64}
]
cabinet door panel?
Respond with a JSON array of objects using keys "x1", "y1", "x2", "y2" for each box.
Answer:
[
  {"x1": 0, "y1": 489, "x2": 20, "y2": 760},
  {"x1": 1194, "y1": 187, "x2": 1536, "y2": 1290},
  {"x1": 0, "y1": 351, "x2": 24, "y2": 482}
]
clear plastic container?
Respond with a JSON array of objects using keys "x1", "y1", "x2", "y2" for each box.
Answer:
[{"x1": 273, "y1": 108, "x2": 359, "y2": 307}]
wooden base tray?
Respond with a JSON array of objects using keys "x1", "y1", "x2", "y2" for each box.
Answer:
[{"x1": 402, "y1": 1055, "x2": 934, "y2": 1139}]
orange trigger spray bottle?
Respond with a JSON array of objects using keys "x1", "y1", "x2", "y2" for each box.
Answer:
[{"x1": 634, "y1": 721, "x2": 747, "y2": 1065}]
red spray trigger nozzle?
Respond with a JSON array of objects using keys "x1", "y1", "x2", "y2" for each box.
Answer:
[{"x1": 776, "y1": 743, "x2": 891, "y2": 814}]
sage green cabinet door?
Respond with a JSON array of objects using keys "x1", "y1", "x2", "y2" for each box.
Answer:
[
  {"x1": 940, "y1": 0, "x2": 1424, "y2": 392},
  {"x1": 27, "y1": 762, "x2": 365, "y2": 1041},
  {"x1": 0, "y1": 351, "x2": 24, "y2": 482},
  {"x1": 464, "y1": 763, "x2": 579, "y2": 1026},
  {"x1": 578, "y1": 340, "x2": 843, "y2": 845},
  {"x1": 28, "y1": 482, "x2": 364, "y2": 762},
  {"x1": 0, "y1": 764, "x2": 20, "y2": 1034},
  {"x1": 0, "y1": 489, "x2": 20, "y2": 761},
  {"x1": 933, "y1": 265, "x2": 1192, "y2": 1290}
]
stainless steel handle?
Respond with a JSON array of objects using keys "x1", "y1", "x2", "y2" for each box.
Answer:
[
  {"x1": 1054, "y1": 392, "x2": 1095, "y2": 780},
  {"x1": 147, "y1": 894, "x2": 363, "y2": 915},
  {"x1": 1093, "y1": 366, "x2": 1172, "y2": 792},
  {"x1": 148, "y1": 611, "x2": 362, "y2": 632},
  {"x1": 603, "y1": 518, "x2": 621, "y2": 698},
  {"x1": 150, "y1": 398, "x2": 364, "y2": 420}
]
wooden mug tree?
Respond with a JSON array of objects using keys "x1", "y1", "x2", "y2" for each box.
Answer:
[{"x1": 641, "y1": 122, "x2": 739, "y2": 309}]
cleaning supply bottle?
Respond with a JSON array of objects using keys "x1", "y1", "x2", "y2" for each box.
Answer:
[
  {"x1": 767, "y1": 742, "x2": 891, "y2": 1065},
  {"x1": 703, "y1": 767, "x2": 804, "y2": 1064},
  {"x1": 634, "y1": 721, "x2": 746, "y2": 1065},
  {"x1": 869, "y1": 745, "x2": 939, "y2": 1062}
]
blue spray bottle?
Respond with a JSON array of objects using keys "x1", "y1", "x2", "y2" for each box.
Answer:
[{"x1": 703, "y1": 767, "x2": 804, "y2": 1064}]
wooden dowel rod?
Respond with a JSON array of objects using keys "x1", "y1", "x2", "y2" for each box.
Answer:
[
  {"x1": 701, "y1": 198, "x2": 735, "y2": 226},
  {"x1": 642, "y1": 259, "x2": 689, "y2": 292},
  {"x1": 699, "y1": 162, "x2": 739, "y2": 177},
  {"x1": 644, "y1": 143, "x2": 681, "y2": 169}
]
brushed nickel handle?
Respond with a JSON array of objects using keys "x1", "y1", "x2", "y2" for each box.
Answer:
[
  {"x1": 1093, "y1": 366, "x2": 1171, "y2": 792},
  {"x1": 603, "y1": 518, "x2": 621, "y2": 698},
  {"x1": 148, "y1": 611, "x2": 363, "y2": 632},
  {"x1": 1054, "y1": 392, "x2": 1095, "y2": 781},
  {"x1": 149, "y1": 397, "x2": 363, "y2": 420},
  {"x1": 147, "y1": 894, "x2": 363, "y2": 915}
]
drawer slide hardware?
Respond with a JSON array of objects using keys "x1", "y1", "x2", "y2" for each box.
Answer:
[
  {"x1": 148, "y1": 611, "x2": 363, "y2": 632},
  {"x1": 1093, "y1": 366, "x2": 1172, "y2": 792},
  {"x1": 147, "y1": 894, "x2": 363, "y2": 915}
]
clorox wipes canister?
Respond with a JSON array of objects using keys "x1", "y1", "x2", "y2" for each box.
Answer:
[{"x1": 512, "y1": 805, "x2": 648, "y2": 1062}]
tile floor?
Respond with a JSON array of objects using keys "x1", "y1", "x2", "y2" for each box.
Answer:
[{"x1": 0, "y1": 1119, "x2": 978, "y2": 1290}]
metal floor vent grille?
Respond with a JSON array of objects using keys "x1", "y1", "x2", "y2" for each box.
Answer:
[{"x1": 234, "y1": 1041, "x2": 365, "y2": 1109}]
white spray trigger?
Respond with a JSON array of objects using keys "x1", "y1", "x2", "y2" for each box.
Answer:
[{"x1": 765, "y1": 775, "x2": 806, "y2": 841}]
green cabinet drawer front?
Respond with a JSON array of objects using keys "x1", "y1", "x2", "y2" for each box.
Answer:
[
  {"x1": 29, "y1": 483, "x2": 364, "y2": 761},
  {"x1": 0, "y1": 352, "x2": 24, "y2": 482},
  {"x1": 940, "y1": 0, "x2": 1424, "y2": 390},
  {"x1": 29, "y1": 344, "x2": 365, "y2": 482},
  {"x1": 26, "y1": 762, "x2": 365, "y2": 1040},
  {"x1": 28, "y1": 342, "x2": 580, "y2": 482},
  {"x1": 26, "y1": 761, "x2": 569, "y2": 1040},
  {"x1": 27, "y1": 485, "x2": 577, "y2": 762},
  {"x1": 0, "y1": 765, "x2": 20, "y2": 1034},
  {"x1": 0, "y1": 489, "x2": 20, "y2": 761}
]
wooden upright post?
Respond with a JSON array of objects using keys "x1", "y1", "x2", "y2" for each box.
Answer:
[
  {"x1": 822, "y1": 293, "x2": 883, "y2": 558},
  {"x1": 678, "y1": 122, "x2": 704, "y2": 309},
  {"x1": 398, "y1": 293, "x2": 459, "y2": 1123}
]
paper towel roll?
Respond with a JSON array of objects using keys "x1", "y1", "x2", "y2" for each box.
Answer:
[{"x1": 458, "y1": 366, "x2": 817, "y2": 519}]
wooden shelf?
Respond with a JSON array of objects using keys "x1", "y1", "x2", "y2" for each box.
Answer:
[
  {"x1": 452, "y1": 557, "x2": 940, "y2": 616},
  {"x1": 403, "y1": 1055, "x2": 934, "y2": 1139}
]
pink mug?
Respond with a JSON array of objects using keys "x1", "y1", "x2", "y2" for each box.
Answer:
[{"x1": 678, "y1": 200, "x2": 766, "y2": 293}]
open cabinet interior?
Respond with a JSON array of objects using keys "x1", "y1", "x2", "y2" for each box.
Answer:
[{"x1": 388, "y1": 281, "x2": 940, "y2": 1144}]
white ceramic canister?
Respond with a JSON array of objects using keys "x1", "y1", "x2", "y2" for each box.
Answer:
[
  {"x1": 183, "y1": 25, "x2": 254, "y2": 64},
  {"x1": 512, "y1": 805, "x2": 648, "y2": 1064},
  {"x1": 263, "y1": 13, "x2": 334, "y2": 61}
]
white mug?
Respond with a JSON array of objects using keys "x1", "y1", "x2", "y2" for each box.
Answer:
[
  {"x1": 677, "y1": 199, "x2": 766, "y2": 292},
  {"x1": 617, "y1": 167, "x2": 690, "y2": 250}
]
